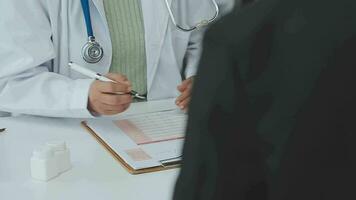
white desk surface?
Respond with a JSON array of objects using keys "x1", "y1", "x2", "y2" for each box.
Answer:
[{"x1": 0, "y1": 99, "x2": 180, "y2": 200}]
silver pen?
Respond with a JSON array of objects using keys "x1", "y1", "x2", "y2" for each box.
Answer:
[{"x1": 68, "y1": 62, "x2": 146, "y2": 100}]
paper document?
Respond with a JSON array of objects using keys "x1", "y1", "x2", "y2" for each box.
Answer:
[{"x1": 85, "y1": 109, "x2": 187, "y2": 171}]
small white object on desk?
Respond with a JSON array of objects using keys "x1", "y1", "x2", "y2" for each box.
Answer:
[
  {"x1": 30, "y1": 141, "x2": 71, "y2": 181},
  {"x1": 30, "y1": 146, "x2": 59, "y2": 181}
]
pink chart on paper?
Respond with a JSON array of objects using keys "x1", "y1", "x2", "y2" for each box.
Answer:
[{"x1": 115, "y1": 120, "x2": 184, "y2": 145}]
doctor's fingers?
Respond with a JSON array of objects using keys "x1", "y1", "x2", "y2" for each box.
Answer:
[
  {"x1": 179, "y1": 97, "x2": 191, "y2": 111},
  {"x1": 97, "y1": 103, "x2": 130, "y2": 115},
  {"x1": 97, "y1": 108, "x2": 123, "y2": 116},
  {"x1": 177, "y1": 77, "x2": 194, "y2": 92},
  {"x1": 176, "y1": 89, "x2": 191, "y2": 104},
  {"x1": 99, "y1": 93, "x2": 132, "y2": 106},
  {"x1": 105, "y1": 73, "x2": 131, "y2": 85},
  {"x1": 96, "y1": 81, "x2": 131, "y2": 94}
]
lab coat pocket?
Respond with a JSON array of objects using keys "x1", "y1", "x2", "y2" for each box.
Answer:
[
  {"x1": 170, "y1": 29, "x2": 190, "y2": 69},
  {"x1": 170, "y1": 26, "x2": 190, "y2": 53}
]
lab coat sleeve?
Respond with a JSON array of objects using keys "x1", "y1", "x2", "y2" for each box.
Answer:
[
  {"x1": 184, "y1": 0, "x2": 237, "y2": 78},
  {"x1": 0, "y1": 0, "x2": 94, "y2": 118},
  {"x1": 184, "y1": 30, "x2": 205, "y2": 79}
]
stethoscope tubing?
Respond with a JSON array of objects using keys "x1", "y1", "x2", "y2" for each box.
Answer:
[
  {"x1": 81, "y1": 0, "x2": 94, "y2": 38},
  {"x1": 164, "y1": 0, "x2": 220, "y2": 32}
]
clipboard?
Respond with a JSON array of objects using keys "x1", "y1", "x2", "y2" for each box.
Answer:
[{"x1": 81, "y1": 121, "x2": 181, "y2": 175}]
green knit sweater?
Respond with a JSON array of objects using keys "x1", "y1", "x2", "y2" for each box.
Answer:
[{"x1": 104, "y1": 0, "x2": 147, "y2": 95}]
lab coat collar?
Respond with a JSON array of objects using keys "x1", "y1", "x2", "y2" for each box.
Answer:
[
  {"x1": 91, "y1": 0, "x2": 112, "y2": 73},
  {"x1": 142, "y1": 0, "x2": 172, "y2": 94},
  {"x1": 91, "y1": 0, "x2": 105, "y2": 21}
]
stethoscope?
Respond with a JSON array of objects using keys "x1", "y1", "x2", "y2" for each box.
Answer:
[
  {"x1": 81, "y1": 0, "x2": 104, "y2": 64},
  {"x1": 80, "y1": 0, "x2": 219, "y2": 64}
]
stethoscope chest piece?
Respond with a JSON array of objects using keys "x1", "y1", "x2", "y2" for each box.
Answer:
[{"x1": 82, "y1": 36, "x2": 104, "y2": 63}]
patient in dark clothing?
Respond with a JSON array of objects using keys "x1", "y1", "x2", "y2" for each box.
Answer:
[{"x1": 174, "y1": 0, "x2": 356, "y2": 199}]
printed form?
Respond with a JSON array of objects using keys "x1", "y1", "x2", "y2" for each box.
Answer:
[{"x1": 115, "y1": 111, "x2": 186, "y2": 145}]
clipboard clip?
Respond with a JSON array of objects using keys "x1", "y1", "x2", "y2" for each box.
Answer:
[{"x1": 160, "y1": 155, "x2": 182, "y2": 167}]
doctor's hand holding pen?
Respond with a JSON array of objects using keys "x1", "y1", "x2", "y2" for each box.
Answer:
[
  {"x1": 88, "y1": 73, "x2": 132, "y2": 116},
  {"x1": 176, "y1": 76, "x2": 194, "y2": 111}
]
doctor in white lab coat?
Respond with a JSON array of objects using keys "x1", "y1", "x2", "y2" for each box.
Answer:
[{"x1": 0, "y1": 0, "x2": 235, "y2": 118}]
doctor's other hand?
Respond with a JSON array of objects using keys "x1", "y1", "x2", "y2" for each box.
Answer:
[
  {"x1": 88, "y1": 73, "x2": 132, "y2": 116},
  {"x1": 176, "y1": 76, "x2": 194, "y2": 111}
]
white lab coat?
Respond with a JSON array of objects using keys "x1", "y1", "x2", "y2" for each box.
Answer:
[{"x1": 0, "y1": 0, "x2": 235, "y2": 118}]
